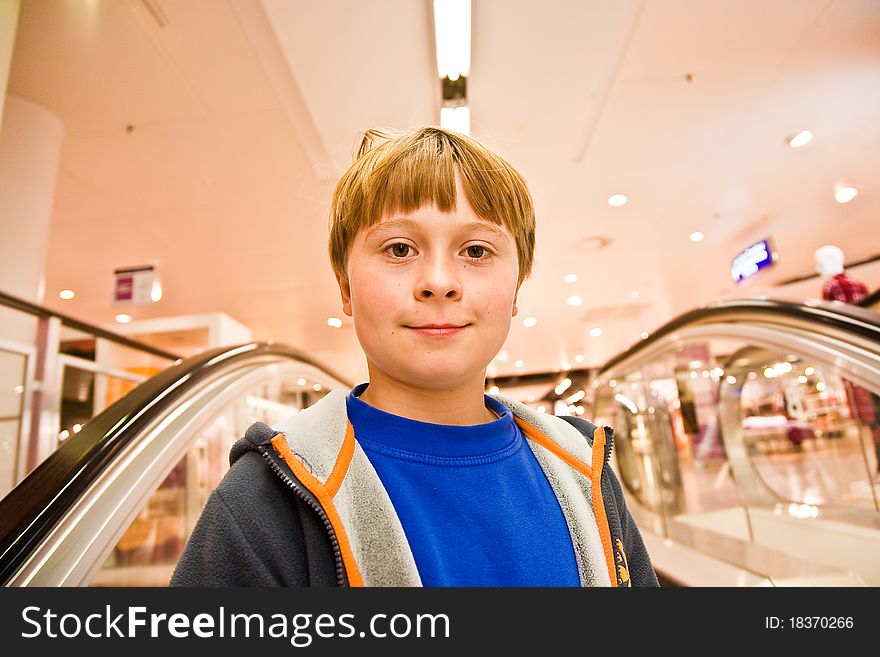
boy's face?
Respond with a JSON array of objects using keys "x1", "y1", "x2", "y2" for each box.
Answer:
[{"x1": 337, "y1": 175, "x2": 522, "y2": 392}]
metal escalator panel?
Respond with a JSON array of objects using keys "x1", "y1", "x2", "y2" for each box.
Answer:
[
  {"x1": 0, "y1": 342, "x2": 351, "y2": 586},
  {"x1": 591, "y1": 299, "x2": 880, "y2": 586}
]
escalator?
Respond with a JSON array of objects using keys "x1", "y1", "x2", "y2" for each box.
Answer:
[
  {"x1": 0, "y1": 342, "x2": 351, "y2": 586},
  {"x1": 0, "y1": 298, "x2": 877, "y2": 586},
  {"x1": 589, "y1": 298, "x2": 880, "y2": 586}
]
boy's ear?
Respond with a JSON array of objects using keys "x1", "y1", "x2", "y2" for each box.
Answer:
[
  {"x1": 336, "y1": 273, "x2": 353, "y2": 317},
  {"x1": 512, "y1": 279, "x2": 522, "y2": 317}
]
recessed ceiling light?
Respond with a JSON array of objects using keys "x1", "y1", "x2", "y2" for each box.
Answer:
[
  {"x1": 590, "y1": 327, "x2": 603, "y2": 337},
  {"x1": 327, "y1": 317, "x2": 343, "y2": 328},
  {"x1": 566, "y1": 295, "x2": 583, "y2": 307},
  {"x1": 630, "y1": 290, "x2": 639, "y2": 299},
  {"x1": 563, "y1": 273, "x2": 578, "y2": 283},
  {"x1": 297, "y1": 378, "x2": 307, "y2": 386},
  {"x1": 787, "y1": 130, "x2": 812, "y2": 148},
  {"x1": 523, "y1": 316, "x2": 537, "y2": 328},
  {"x1": 514, "y1": 359, "x2": 524, "y2": 368},
  {"x1": 690, "y1": 231, "x2": 704, "y2": 242},
  {"x1": 562, "y1": 362, "x2": 572, "y2": 371},
  {"x1": 574, "y1": 354, "x2": 584, "y2": 363},
  {"x1": 608, "y1": 194, "x2": 628, "y2": 207},
  {"x1": 115, "y1": 313, "x2": 132, "y2": 324},
  {"x1": 59, "y1": 289, "x2": 75, "y2": 300},
  {"x1": 835, "y1": 186, "x2": 858, "y2": 203},
  {"x1": 641, "y1": 331, "x2": 649, "y2": 339}
]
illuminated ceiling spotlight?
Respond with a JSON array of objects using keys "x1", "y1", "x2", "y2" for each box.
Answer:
[
  {"x1": 434, "y1": 0, "x2": 471, "y2": 134},
  {"x1": 786, "y1": 130, "x2": 812, "y2": 148},
  {"x1": 115, "y1": 313, "x2": 132, "y2": 324},
  {"x1": 835, "y1": 186, "x2": 858, "y2": 203},
  {"x1": 608, "y1": 194, "x2": 628, "y2": 207},
  {"x1": 523, "y1": 316, "x2": 537, "y2": 328},
  {"x1": 690, "y1": 231, "x2": 704, "y2": 243},
  {"x1": 566, "y1": 295, "x2": 583, "y2": 307},
  {"x1": 589, "y1": 327, "x2": 603, "y2": 337},
  {"x1": 327, "y1": 317, "x2": 343, "y2": 328},
  {"x1": 59, "y1": 289, "x2": 75, "y2": 300}
]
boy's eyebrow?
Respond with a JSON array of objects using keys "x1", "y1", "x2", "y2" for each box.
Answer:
[{"x1": 365, "y1": 217, "x2": 508, "y2": 240}]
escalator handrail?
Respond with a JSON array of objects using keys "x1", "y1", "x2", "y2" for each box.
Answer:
[
  {"x1": 857, "y1": 287, "x2": 880, "y2": 310},
  {"x1": 0, "y1": 341, "x2": 353, "y2": 585},
  {"x1": 599, "y1": 297, "x2": 880, "y2": 376}
]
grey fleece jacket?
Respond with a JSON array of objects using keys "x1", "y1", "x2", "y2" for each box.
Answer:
[{"x1": 171, "y1": 389, "x2": 658, "y2": 587}]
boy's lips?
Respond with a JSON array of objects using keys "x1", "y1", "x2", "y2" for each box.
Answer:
[{"x1": 406, "y1": 323, "x2": 469, "y2": 337}]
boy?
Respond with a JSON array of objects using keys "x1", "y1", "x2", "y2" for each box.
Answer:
[{"x1": 171, "y1": 126, "x2": 657, "y2": 587}]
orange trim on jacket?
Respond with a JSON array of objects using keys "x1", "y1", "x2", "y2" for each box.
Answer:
[
  {"x1": 270, "y1": 431, "x2": 364, "y2": 587},
  {"x1": 590, "y1": 427, "x2": 617, "y2": 586},
  {"x1": 514, "y1": 417, "x2": 593, "y2": 479},
  {"x1": 515, "y1": 417, "x2": 618, "y2": 586}
]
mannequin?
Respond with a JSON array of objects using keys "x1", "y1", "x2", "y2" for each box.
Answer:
[
  {"x1": 813, "y1": 245, "x2": 878, "y2": 475},
  {"x1": 814, "y1": 244, "x2": 868, "y2": 303}
]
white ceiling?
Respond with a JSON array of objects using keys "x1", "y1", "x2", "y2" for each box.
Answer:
[{"x1": 5, "y1": 0, "x2": 880, "y2": 385}]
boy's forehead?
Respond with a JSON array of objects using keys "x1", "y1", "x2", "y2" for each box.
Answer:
[{"x1": 363, "y1": 215, "x2": 510, "y2": 239}]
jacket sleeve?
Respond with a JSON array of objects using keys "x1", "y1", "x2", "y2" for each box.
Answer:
[
  {"x1": 603, "y1": 461, "x2": 659, "y2": 587},
  {"x1": 169, "y1": 451, "x2": 322, "y2": 586}
]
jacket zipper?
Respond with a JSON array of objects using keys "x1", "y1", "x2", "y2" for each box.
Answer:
[{"x1": 259, "y1": 448, "x2": 347, "y2": 587}]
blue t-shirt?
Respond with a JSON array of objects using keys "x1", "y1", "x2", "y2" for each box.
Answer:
[{"x1": 346, "y1": 383, "x2": 580, "y2": 586}]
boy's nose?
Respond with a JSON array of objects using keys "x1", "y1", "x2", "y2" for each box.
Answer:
[{"x1": 416, "y1": 258, "x2": 462, "y2": 301}]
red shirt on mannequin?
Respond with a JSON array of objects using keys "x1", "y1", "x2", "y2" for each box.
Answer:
[{"x1": 822, "y1": 272, "x2": 868, "y2": 303}]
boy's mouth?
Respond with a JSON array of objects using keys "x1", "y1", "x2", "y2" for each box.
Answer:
[{"x1": 406, "y1": 324, "x2": 469, "y2": 337}]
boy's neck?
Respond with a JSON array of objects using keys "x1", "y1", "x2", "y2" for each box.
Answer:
[{"x1": 357, "y1": 374, "x2": 497, "y2": 426}]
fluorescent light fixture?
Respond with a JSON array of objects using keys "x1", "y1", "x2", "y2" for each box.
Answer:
[
  {"x1": 787, "y1": 130, "x2": 812, "y2": 148},
  {"x1": 433, "y1": 0, "x2": 471, "y2": 80},
  {"x1": 59, "y1": 289, "x2": 75, "y2": 300},
  {"x1": 608, "y1": 194, "x2": 627, "y2": 207},
  {"x1": 440, "y1": 105, "x2": 470, "y2": 135},
  {"x1": 835, "y1": 186, "x2": 857, "y2": 203},
  {"x1": 690, "y1": 231, "x2": 704, "y2": 242}
]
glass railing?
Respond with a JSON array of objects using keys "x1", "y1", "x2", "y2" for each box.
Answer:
[
  {"x1": 0, "y1": 340, "x2": 352, "y2": 586},
  {"x1": 589, "y1": 298, "x2": 880, "y2": 585},
  {"x1": 0, "y1": 290, "x2": 179, "y2": 500}
]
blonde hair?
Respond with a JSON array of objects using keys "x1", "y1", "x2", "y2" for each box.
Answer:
[{"x1": 329, "y1": 126, "x2": 536, "y2": 283}]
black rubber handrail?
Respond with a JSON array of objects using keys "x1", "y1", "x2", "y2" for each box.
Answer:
[
  {"x1": 599, "y1": 297, "x2": 880, "y2": 376},
  {"x1": 0, "y1": 289, "x2": 180, "y2": 361},
  {"x1": 858, "y1": 287, "x2": 880, "y2": 310},
  {"x1": 0, "y1": 341, "x2": 353, "y2": 585}
]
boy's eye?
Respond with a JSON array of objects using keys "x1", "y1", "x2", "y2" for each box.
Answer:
[
  {"x1": 466, "y1": 245, "x2": 487, "y2": 259},
  {"x1": 388, "y1": 243, "x2": 412, "y2": 258}
]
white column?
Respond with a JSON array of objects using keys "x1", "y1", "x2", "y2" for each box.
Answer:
[
  {"x1": 0, "y1": 94, "x2": 64, "y2": 304},
  {"x1": 0, "y1": 0, "x2": 20, "y2": 127}
]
